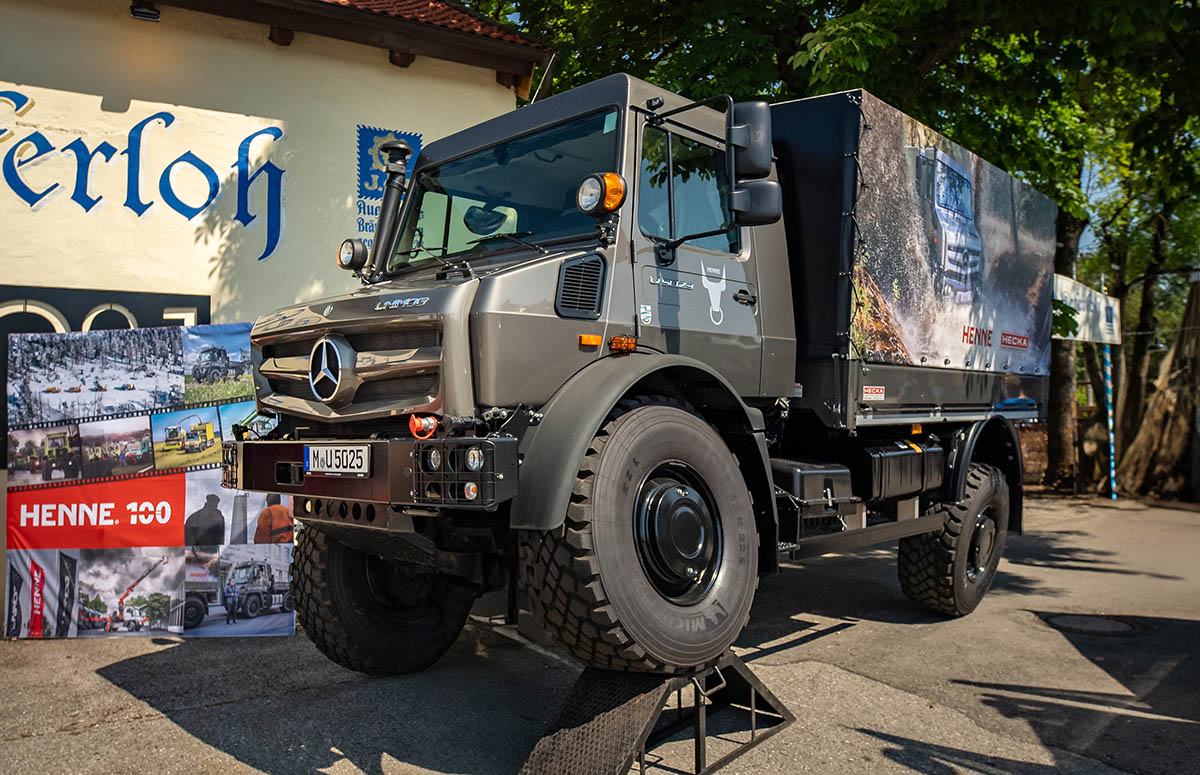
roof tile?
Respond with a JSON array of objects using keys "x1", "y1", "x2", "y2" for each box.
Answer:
[{"x1": 318, "y1": 0, "x2": 550, "y2": 50}]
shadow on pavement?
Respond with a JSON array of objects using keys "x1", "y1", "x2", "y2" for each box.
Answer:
[
  {"x1": 954, "y1": 614, "x2": 1200, "y2": 775},
  {"x1": 96, "y1": 626, "x2": 577, "y2": 774},
  {"x1": 857, "y1": 728, "x2": 1065, "y2": 774}
]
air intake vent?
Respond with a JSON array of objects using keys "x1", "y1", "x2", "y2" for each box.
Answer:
[{"x1": 555, "y1": 254, "x2": 606, "y2": 319}]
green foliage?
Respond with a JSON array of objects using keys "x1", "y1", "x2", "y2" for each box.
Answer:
[
  {"x1": 144, "y1": 592, "x2": 171, "y2": 624},
  {"x1": 1053, "y1": 299, "x2": 1081, "y2": 339},
  {"x1": 126, "y1": 595, "x2": 148, "y2": 609},
  {"x1": 183, "y1": 375, "x2": 252, "y2": 404},
  {"x1": 78, "y1": 592, "x2": 106, "y2": 613}
]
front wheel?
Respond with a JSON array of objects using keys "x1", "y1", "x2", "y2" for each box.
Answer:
[
  {"x1": 520, "y1": 399, "x2": 758, "y2": 673},
  {"x1": 898, "y1": 463, "x2": 1010, "y2": 616},
  {"x1": 293, "y1": 527, "x2": 478, "y2": 675},
  {"x1": 243, "y1": 594, "x2": 261, "y2": 618}
]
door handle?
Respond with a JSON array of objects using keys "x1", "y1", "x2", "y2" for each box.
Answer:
[{"x1": 733, "y1": 289, "x2": 757, "y2": 306}]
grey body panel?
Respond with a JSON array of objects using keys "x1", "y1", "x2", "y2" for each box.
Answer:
[{"x1": 471, "y1": 247, "x2": 626, "y2": 408}]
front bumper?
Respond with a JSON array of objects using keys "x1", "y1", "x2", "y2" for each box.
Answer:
[{"x1": 221, "y1": 437, "x2": 518, "y2": 511}]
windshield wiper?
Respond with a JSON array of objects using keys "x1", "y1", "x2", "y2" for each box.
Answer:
[{"x1": 467, "y1": 231, "x2": 548, "y2": 254}]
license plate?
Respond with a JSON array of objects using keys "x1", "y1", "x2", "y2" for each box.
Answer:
[{"x1": 304, "y1": 445, "x2": 370, "y2": 477}]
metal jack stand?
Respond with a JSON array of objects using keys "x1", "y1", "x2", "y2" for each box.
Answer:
[{"x1": 520, "y1": 652, "x2": 794, "y2": 775}]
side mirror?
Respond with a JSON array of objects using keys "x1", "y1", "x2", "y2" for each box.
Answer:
[
  {"x1": 730, "y1": 180, "x2": 781, "y2": 226},
  {"x1": 729, "y1": 101, "x2": 772, "y2": 181}
]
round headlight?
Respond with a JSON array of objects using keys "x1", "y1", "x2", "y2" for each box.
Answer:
[
  {"x1": 576, "y1": 176, "x2": 604, "y2": 215},
  {"x1": 463, "y1": 481, "x2": 479, "y2": 501},
  {"x1": 337, "y1": 238, "x2": 368, "y2": 271},
  {"x1": 465, "y1": 446, "x2": 485, "y2": 472},
  {"x1": 426, "y1": 448, "x2": 442, "y2": 471}
]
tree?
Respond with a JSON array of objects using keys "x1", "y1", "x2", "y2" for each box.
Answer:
[
  {"x1": 144, "y1": 592, "x2": 172, "y2": 626},
  {"x1": 1117, "y1": 275, "x2": 1199, "y2": 496}
]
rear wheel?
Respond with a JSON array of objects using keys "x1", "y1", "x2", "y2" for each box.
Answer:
[
  {"x1": 293, "y1": 527, "x2": 477, "y2": 675},
  {"x1": 183, "y1": 598, "x2": 206, "y2": 629},
  {"x1": 898, "y1": 463, "x2": 1009, "y2": 616},
  {"x1": 520, "y1": 399, "x2": 758, "y2": 673}
]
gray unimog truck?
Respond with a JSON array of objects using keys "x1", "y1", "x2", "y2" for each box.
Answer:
[{"x1": 222, "y1": 74, "x2": 1054, "y2": 675}]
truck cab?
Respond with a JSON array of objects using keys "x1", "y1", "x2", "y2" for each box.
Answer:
[{"x1": 225, "y1": 74, "x2": 1046, "y2": 677}]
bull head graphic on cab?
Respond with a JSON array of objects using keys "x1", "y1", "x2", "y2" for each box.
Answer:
[{"x1": 701, "y1": 263, "x2": 726, "y2": 325}]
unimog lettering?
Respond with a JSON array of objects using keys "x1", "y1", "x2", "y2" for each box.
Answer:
[{"x1": 224, "y1": 74, "x2": 1051, "y2": 678}]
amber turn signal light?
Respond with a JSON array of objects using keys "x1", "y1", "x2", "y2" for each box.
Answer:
[
  {"x1": 577, "y1": 172, "x2": 628, "y2": 217},
  {"x1": 579, "y1": 334, "x2": 603, "y2": 347},
  {"x1": 609, "y1": 335, "x2": 637, "y2": 352}
]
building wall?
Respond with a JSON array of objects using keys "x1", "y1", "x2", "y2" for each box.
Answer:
[{"x1": 0, "y1": 0, "x2": 518, "y2": 324}]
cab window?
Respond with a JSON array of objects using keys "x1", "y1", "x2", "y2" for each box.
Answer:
[{"x1": 638, "y1": 125, "x2": 739, "y2": 253}]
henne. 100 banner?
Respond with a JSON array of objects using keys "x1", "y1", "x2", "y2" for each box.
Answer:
[{"x1": 5, "y1": 323, "x2": 294, "y2": 639}]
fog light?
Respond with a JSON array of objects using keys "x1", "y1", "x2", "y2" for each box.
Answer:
[
  {"x1": 426, "y1": 448, "x2": 442, "y2": 470},
  {"x1": 463, "y1": 481, "x2": 479, "y2": 501},
  {"x1": 465, "y1": 446, "x2": 484, "y2": 472}
]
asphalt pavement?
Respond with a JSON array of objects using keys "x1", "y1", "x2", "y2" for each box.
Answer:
[{"x1": 0, "y1": 497, "x2": 1195, "y2": 775}]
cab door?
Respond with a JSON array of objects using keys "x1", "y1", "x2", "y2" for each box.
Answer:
[{"x1": 631, "y1": 118, "x2": 762, "y2": 396}]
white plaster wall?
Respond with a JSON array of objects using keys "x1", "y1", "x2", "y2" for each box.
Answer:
[{"x1": 0, "y1": 0, "x2": 518, "y2": 323}]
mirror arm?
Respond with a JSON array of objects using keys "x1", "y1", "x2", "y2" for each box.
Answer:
[{"x1": 651, "y1": 224, "x2": 732, "y2": 265}]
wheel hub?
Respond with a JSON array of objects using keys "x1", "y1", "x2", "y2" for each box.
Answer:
[
  {"x1": 966, "y1": 510, "x2": 997, "y2": 583},
  {"x1": 633, "y1": 463, "x2": 722, "y2": 604}
]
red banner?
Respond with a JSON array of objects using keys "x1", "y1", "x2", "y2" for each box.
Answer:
[
  {"x1": 28, "y1": 559, "x2": 44, "y2": 638},
  {"x1": 6, "y1": 474, "x2": 186, "y2": 551}
]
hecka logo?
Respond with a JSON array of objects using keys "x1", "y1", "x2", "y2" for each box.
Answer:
[
  {"x1": 1000, "y1": 332, "x2": 1029, "y2": 350},
  {"x1": 374, "y1": 296, "x2": 429, "y2": 311}
]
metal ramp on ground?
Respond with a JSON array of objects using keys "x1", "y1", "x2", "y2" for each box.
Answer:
[{"x1": 520, "y1": 651, "x2": 793, "y2": 775}]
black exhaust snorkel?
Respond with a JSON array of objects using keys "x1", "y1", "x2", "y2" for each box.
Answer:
[{"x1": 366, "y1": 140, "x2": 413, "y2": 278}]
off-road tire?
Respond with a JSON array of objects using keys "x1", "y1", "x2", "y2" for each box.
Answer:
[
  {"x1": 293, "y1": 527, "x2": 477, "y2": 675},
  {"x1": 898, "y1": 463, "x2": 1009, "y2": 616},
  {"x1": 243, "y1": 594, "x2": 261, "y2": 618},
  {"x1": 183, "y1": 598, "x2": 206, "y2": 629},
  {"x1": 519, "y1": 398, "x2": 759, "y2": 673}
]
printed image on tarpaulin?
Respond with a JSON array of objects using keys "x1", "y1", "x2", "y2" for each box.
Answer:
[
  {"x1": 849, "y1": 92, "x2": 1056, "y2": 376},
  {"x1": 183, "y1": 542, "x2": 294, "y2": 637},
  {"x1": 4, "y1": 548, "x2": 81, "y2": 638},
  {"x1": 6, "y1": 328, "x2": 184, "y2": 426},
  {"x1": 75, "y1": 547, "x2": 185, "y2": 637}
]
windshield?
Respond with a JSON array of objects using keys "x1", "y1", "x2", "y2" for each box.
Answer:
[
  {"x1": 387, "y1": 110, "x2": 621, "y2": 274},
  {"x1": 935, "y1": 162, "x2": 974, "y2": 219},
  {"x1": 231, "y1": 566, "x2": 254, "y2": 583}
]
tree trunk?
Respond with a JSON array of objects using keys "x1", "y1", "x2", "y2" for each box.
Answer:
[
  {"x1": 1045, "y1": 206, "x2": 1088, "y2": 489},
  {"x1": 1117, "y1": 276, "x2": 1199, "y2": 498},
  {"x1": 1082, "y1": 342, "x2": 1106, "y2": 416},
  {"x1": 1117, "y1": 204, "x2": 1173, "y2": 459}
]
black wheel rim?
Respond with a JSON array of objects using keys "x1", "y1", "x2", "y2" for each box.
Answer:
[
  {"x1": 632, "y1": 461, "x2": 723, "y2": 605},
  {"x1": 966, "y1": 506, "x2": 998, "y2": 584},
  {"x1": 362, "y1": 553, "x2": 441, "y2": 627}
]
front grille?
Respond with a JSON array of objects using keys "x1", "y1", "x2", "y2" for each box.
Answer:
[
  {"x1": 262, "y1": 327, "x2": 440, "y2": 361},
  {"x1": 269, "y1": 378, "x2": 310, "y2": 398},
  {"x1": 356, "y1": 374, "x2": 438, "y2": 403},
  {"x1": 257, "y1": 322, "x2": 443, "y2": 420},
  {"x1": 348, "y1": 328, "x2": 440, "y2": 352}
]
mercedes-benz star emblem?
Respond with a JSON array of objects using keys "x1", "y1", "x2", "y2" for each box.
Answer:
[
  {"x1": 309, "y1": 338, "x2": 341, "y2": 402},
  {"x1": 323, "y1": 304, "x2": 334, "y2": 316}
]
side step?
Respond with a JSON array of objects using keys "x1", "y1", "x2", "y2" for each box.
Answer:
[{"x1": 519, "y1": 652, "x2": 794, "y2": 775}]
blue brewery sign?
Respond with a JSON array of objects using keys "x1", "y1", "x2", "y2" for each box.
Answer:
[
  {"x1": 0, "y1": 89, "x2": 286, "y2": 261},
  {"x1": 355, "y1": 125, "x2": 421, "y2": 248}
]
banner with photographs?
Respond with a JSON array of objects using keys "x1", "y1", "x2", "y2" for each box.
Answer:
[{"x1": 5, "y1": 323, "x2": 294, "y2": 639}]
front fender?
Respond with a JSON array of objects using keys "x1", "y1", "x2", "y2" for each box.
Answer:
[{"x1": 511, "y1": 353, "x2": 771, "y2": 536}]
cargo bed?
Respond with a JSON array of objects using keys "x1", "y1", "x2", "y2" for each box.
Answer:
[{"x1": 770, "y1": 90, "x2": 1054, "y2": 430}]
